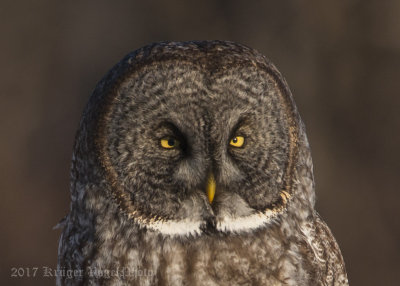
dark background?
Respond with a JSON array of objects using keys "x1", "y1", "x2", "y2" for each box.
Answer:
[{"x1": 1, "y1": 1, "x2": 399, "y2": 285}]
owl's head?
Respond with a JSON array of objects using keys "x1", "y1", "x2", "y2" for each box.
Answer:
[{"x1": 74, "y1": 41, "x2": 314, "y2": 237}]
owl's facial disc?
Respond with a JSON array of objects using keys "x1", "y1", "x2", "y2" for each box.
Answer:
[{"x1": 99, "y1": 53, "x2": 298, "y2": 236}]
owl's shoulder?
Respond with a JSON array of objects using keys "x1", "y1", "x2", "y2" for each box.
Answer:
[{"x1": 300, "y1": 212, "x2": 349, "y2": 285}]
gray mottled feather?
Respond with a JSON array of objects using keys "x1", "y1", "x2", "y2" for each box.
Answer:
[{"x1": 57, "y1": 41, "x2": 348, "y2": 285}]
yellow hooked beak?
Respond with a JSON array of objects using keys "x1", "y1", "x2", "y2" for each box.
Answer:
[{"x1": 206, "y1": 173, "x2": 216, "y2": 203}]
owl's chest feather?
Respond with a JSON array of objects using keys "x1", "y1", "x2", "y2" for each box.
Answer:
[{"x1": 89, "y1": 224, "x2": 312, "y2": 286}]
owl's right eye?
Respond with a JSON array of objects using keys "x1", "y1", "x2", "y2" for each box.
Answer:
[
  {"x1": 160, "y1": 137, "x2": 180, "y2": 149},
  {"x1": 229, "y1": 136, "x2": 245, "y2": 148}
]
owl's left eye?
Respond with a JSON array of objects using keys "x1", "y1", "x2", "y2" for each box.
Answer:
[
  {"x1": 229, "y1": 136, "x2": 245, "y2": 148},
  {"x1": 160, "y1": 137, "x2": 180, "y2": 149}
]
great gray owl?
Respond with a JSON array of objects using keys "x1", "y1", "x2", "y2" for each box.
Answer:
[{"x1": 57, "y1": 41, "x2": 348, "y2": 285}]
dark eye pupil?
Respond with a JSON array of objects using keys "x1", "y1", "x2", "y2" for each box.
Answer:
[
  {"x1": 232, "y1": 137, "x2": 238, "y2": 143},
  {"x1": 167, "y1": 138, "x2": 175, "y2": 146}
]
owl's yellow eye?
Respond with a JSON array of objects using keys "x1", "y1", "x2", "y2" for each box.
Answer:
[
  {"x1": 160, "y1": 137, "x2": 179, "y2": 149},
  {"x1": 229, "y1": 136, "x2": 245, "y2": 147}
]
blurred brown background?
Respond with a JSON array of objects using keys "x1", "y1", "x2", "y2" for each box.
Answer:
[{"x1": 1, "y1": 1, "x2": 399, "y2": 285}]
